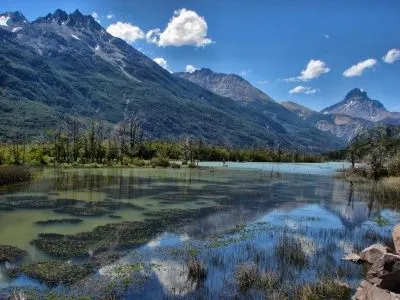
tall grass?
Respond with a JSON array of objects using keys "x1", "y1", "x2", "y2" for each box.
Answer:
[{"x1": 0, "y1": 166, "x2": 32, "y2": 186}]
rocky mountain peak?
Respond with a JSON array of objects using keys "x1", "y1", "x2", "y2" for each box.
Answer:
[
  {"x1": 0, "y1": 11, "x2": 28, "y2": 29},
  {"x1": 322, "y1": 88, "x2": 388, "y2": 121},
  {"x1": 345, "y1": 88, "x2": 368, "y2": 99},
  {"x1": 32, "y1": 9, "x2": 102, "y2": 32}
]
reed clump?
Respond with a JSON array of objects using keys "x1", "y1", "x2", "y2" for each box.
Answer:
[{"x1": 0, "y1": 165, "x2": 32, "y2": 186}]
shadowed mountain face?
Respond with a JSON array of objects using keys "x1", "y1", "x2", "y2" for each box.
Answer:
[
  {"x1": 321, "y1": 88, "x2": 389, "y2": 121},
  {"x1": 282, "y1": 101, "x2": 371, "y2": 142},
  {"x1": 0, "y1": 10, "x2": 345, "y2": 152},
  {"x1": 175, "y1": 68, "x2": 345, "y2": 151}
]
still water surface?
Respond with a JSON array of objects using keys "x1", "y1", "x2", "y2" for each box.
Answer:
[{"x1": 0, "y1": 162, "x2": 397, "y2": 298}]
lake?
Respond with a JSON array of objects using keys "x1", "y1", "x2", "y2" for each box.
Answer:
[{"x1": 0, "y1": 162, "x2": 398, "y2": 298}]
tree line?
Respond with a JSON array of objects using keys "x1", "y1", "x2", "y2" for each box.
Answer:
[{"x1": 0, "y1": 117, "x2": 326, "y2": 166}]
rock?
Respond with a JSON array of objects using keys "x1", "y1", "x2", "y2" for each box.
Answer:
[
  {"x1": 392, "y1": 224, "x2": 400, "y2": 254},
  {"x1": 367, "y1": 253, "x2": 400, "y2": 293},
  {"x1": 353, "y1": 280, "x2": 400, "y2": 300},
  {"x1": 360, "y1": 243, "x2": 392, "y2": 264}
]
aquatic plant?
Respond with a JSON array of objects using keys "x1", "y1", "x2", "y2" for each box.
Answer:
[
  {"x1": 235, "y1": 262, "x2": 260, "y2": 291},
  {"x1": 187, "y1": 257, "x2": 206, "y2": 280},
  {"x1": 0, "y1": 165, "x2": 32, "y2": 186},
  {"x1": 275, "y1": 235, "x2": 308, "y2": 266}
]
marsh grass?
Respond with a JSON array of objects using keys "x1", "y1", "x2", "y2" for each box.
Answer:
[
  {"x1": 187, "y1": 257, "x2": 206, "y2": 280},
  {"x1": 296, "y1": 278, "x2": 351, "y2": 300},
  {"x1": 275, "y1": 235, "x2": 308, "y2": 266},
  {"x1": 0, "y1": 165, "x2": 32, "y2": 186}
]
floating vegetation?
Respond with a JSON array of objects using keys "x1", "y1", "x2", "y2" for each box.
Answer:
[
  {"x1": 7, "y1": 261, "x2": 92, "y2": 286},
  {"x1": 35, "y1": 218, "x2": 83, "y2": 225},
  {"x1": 53, "y1": 206, "x2": 109, "y2": 217},
  {"x1": 374, "y1": 215, "x2": 391, "y2": 227},
  {"x1": 0, "y1": 245, "x2": 26, "y2": 263}
]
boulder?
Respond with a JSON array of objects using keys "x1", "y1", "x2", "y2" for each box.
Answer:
[
  {"x1": 393, "y1": 224, "x2": 400, "y2": 254},
  {"x1": 360, "y1": 243, "x2": 392, "y2": 264},
  {"x1": 353, "y1": 280, "x2": 400, "y2": 300},
  {"x1": 367, "y1": 253, "x2": 400, "y2": 293}
]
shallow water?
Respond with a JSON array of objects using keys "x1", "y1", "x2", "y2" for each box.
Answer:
[{"x1": 0, "y1": 163, "x2": 398, "y2": 298}]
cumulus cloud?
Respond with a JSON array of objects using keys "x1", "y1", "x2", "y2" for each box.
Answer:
[
  {"x1": 146, "y1": 9, "x2": 213, "y2": 47},
  {"x1": 185, "y1": 65, "x2": 197, "y2": 73},
  {"x1": 343, "y1": 58, "x2": 377, "y2": 77},
  {"x1": 286, "y1": 59, "x2": 330, "y2": 82},
  {"x1": 106, "y1": 14, "x2": 115, "y2": 20},
  {"x1": 289, "y1": 86, "x2": 317, "y2": 95},
  {"x1": 106, "y1": 21, "x2": 145, "y2": 43},
  {"x1": 153, "y1": 57, "x2": 168, "y2": 69},
  {"x1": 91, "y1": 12, "x2": 101, "y2": 23},
  {"x1": 382, "y1": 48, "x2": 400, "y2": 64}
]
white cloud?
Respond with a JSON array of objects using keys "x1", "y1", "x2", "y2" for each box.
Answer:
[
  {"x1": 106, "y1": 21, "x2": 145, "y2": 43},
  {"x1": 382, "y1": 48, "x2": 400, "y2": 64},
  {"x1": 106, "y1": 14, "x2": 115, "y2": 20},
  {"x1": 91, "y1": 12, "x2": 101, "y2": 23},
  {"x1": 343, "y1": 58, "x2": 377, "y2": 77},
  {"x1": 153, "y1": 57, "x2": 168, "y2": 69},
  {"x1": 0, "y1": 16, "x2": 10, "y2": 27},
  {"x1": 185, "y1": 65, "x2": 197, "y2": 73},
  {"x1": 286, "y1": 59, "x2": 330, "y2": 82},
  {"x1": 323, "y1": 34, "x2": 330, "y2": 39},
  {"x1": 146, "y1": 9, "x2": 213, "y2": 47},
  {"x1": 289, "y1": 86, "x2": 317, "y2": 95}
]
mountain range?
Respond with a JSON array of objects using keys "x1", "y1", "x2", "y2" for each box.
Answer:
[
  {"x1": 0, "y1": 9, "x2": 397, "y2": 152},
  {"x1": 0, "y1": 9, "x2": 346, "y2": 152},
  {"x1": 176, "y1": 68, "x2": 399, "y2": 143}
]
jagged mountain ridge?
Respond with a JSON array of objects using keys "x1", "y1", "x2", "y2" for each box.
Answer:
[
  {"x1": 174, "y1": 68, "x2": 344, "y2": 149},
  {"x1": 0, "y1": 10, "x2": 344, "y2": 151}
]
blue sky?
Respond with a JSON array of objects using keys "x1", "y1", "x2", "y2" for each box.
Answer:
[{"x1": 1, "y1": 0, "x2": 399, "y2": 111}]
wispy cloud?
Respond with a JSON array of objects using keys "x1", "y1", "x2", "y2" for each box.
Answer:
[
  {"x1": 289, "y1": 86, "x2": 317, "y2": 95},
  {"x1": 343, "y1": 58, "x2": 377, "y2": 77},
  {"x1": 91, "y1": 12, "x2": 101, "y2": 24},
  {"x1": 106, "y1": 14, "x2": 115, "y2": 20},
  {"x1": 257, "y1": 80, "x2": 269, "y2": 84}
]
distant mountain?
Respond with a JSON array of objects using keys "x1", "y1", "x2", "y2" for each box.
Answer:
[
  {"x1": 321, "y1": 88, "x2": 389, "y2": 121},
  {"x1": 0, "y1": 10, "x2": 344, "y2": 152},
  {"x1": 175, "y1": 68, "x2": 275, "y2": 104},
  {"x1": 282, "y1": 101, "x2": 370, "y2": 142},
  {"x1": 175, "y1": 68, "x2": 344, "y2": 151}
]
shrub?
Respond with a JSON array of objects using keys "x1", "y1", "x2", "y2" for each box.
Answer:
[{"x1": 150, "y1": 156, "x2": 170, "y2": 168}]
